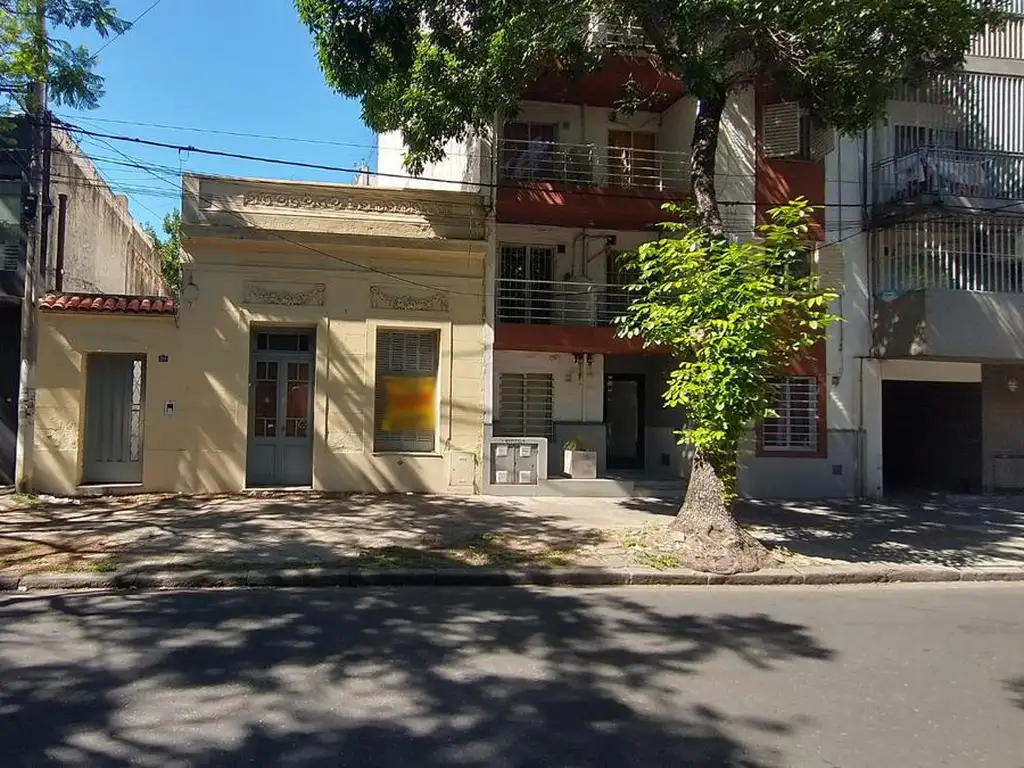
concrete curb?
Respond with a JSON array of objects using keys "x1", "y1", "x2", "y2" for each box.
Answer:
[{"x1": 2, "y1": 564, "x2": 1024, "y2": 591}]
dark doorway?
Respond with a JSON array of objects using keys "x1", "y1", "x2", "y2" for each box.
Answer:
[
  {"x1": 0, "y1": 305, "x2": 19, "y2": 485},
  {"x1": 605, "y1": 374, "x2": 645, "y2": 470},
  {"x1": 882, "y1": 380, "x2": 982, "y2": 494}
]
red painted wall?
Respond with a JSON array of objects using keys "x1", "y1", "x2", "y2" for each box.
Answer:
[
  {"x1": 494, "y1": 323, "x2": 661, "y2": 355},
  {"x1": 754, "y1": 82, "x2": 829, "y2": 457},
  {"x1": 497, "y1": 183, "x2": 682, "y2": 231}
]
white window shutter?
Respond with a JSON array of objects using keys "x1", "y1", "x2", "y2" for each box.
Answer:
[
  {"x1": 810, "y1": 123, "x2": 836, "y2": 160},
  {"x1": 762, "y1": 102, "x2": 801, "y2": 158}
]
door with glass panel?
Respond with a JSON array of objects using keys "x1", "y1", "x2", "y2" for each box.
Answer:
[{"x1": 246, "y1": 329, "x2": 315, "y2": 487}]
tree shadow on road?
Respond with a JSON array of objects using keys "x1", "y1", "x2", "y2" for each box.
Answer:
[
  {"x1": 0, "y1": 588, "x2": 835, "y2": 766},
  {"x1": 1006, "y1": 677, "x2": 1024, "y2": 711}
]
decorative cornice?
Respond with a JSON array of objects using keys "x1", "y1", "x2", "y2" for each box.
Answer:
[
  {"x1": 243, "y1": 191, "x2": 457, "y2": 219},
  {"x1": 370, "y1": 285, "x2": 450, "y2": 313},
  {"x1": 243, "y1": 282, "x2": 326, "y2": 307}
]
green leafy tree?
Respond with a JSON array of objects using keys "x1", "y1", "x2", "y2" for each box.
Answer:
[
  {"x1": 296, "y1": 0, "x2": 1005, "y2": 230},
  {"x1": 616, "y1": 200, "x2": 840, "y2": 572},
  {"x1": 0, "y1": 1, "x2": 129, "y2": 112},
  {"x1": 144, "y1": 210, "x2": 182, "y2": 296}
]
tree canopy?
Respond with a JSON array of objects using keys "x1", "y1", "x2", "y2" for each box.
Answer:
[
  {"x1": 143, "y1": 210, "x2": 182, "y2": 296},
  {"x1": 614, "y1": 200, "x2": 840, "y2": 571},
  {"x1": 297, "y1": 0, "x2": 1007, "y2": 227},
  {"x1": 1, "y1": 0, "x2": 129, "y2": 111}
]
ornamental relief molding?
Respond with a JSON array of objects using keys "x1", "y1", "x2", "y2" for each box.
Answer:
[
  {"x1": 243, "y1": 282, "x2": 326, "y2": 307},
  {"x1": 370, "y1": 285, "x2": 450, "y2": 313},
  {"x1": 243, "y1": 190, "x2": 459, "y2": 219}
]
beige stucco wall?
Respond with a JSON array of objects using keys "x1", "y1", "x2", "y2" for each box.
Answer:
[
  {"x1": 33, "y1": 314, "x2": 183, "y2": 496},
  {"x1": 32, "y1": 175, "x2": 488, "y2": 496},
  {"x1": 46, "y1": 126, "x2": 165, "y2": 295}
]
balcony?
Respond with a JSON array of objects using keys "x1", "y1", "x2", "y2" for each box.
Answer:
[
  {"x1": 496, "y1": 139, "x2": 691, "y2": 229},
  {"x1": 589, "y1": 16, "x2": 655, "y2": 51},
  {"x1": 873, "y1": 149, "x2": 1024, "y2": 219},
  {"x1": 494, "y1": 277, "x2": 651, "y2": 354},
  {"x1": 497, "y1": 277, "x2": 629, "y2": 326},
  {"x1": 499, "y1": 139, "x2": 688, "y2": 191},
  {"x1": 872, "y1": 225, "x2": 1024, "y2": 359}
]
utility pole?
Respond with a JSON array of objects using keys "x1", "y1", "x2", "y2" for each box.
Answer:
[{"x1": 14, "y1": 1, "x2": 48, "y2": 493}]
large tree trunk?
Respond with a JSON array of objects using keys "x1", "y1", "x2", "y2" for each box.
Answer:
[
  {"x1": 670, "y1": 451, "x2": 772, "y2": 574},
  {"x1": 690, "y1": 88, "x2": 728, "y2": 236}
]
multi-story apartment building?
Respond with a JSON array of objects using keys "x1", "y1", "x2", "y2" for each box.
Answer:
[
  {"x1": 857, "y1": 2, "x2": 1024, "y2": 496},
  {"x1": 0, "y1": 119, "x2": 165, "y2": 484},
  {"x1": 376, "y1": 8, "x2": 1024, "y2": 499}
]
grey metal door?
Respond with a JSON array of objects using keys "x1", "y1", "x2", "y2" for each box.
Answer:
[
  {"x1": 246, "y1": 331, "x2": 314, "y2": 487},
  {"x1": 83, "y1": 355, "x2": 145, "y2": 484}
]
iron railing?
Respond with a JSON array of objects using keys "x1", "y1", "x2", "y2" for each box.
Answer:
[
  {"x1": 498, "y1": 138, "x2": 690, "y2": 191},
  {"x1": 602, "y1": 18, "x2": 654, "y2": 49},
  {"x1": 496, "y1": 278, "x2": 632, "y2": 326},
  {"x1": 874, "y1": 148, "x2": 1024, "y2": 206},
  {"x1": 873, "y1": 218, "x2": 1024, "y2": 295}
]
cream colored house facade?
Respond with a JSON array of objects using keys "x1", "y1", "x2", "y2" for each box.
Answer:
[{"x1": 30, "y1": 174, "x2": 488, "y2": 496}]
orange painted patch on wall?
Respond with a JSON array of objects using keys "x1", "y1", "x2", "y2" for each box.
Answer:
[{"x1": 380, "y1": 377, "x2": 436, "y2": 432}]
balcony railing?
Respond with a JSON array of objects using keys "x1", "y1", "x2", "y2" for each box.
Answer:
[
  {"x1": 587, "y1": 14, "x2": 655, "y2": 50},
  {"x1": 498, "y1": 139, "x2": 689, "y2": 192},
  {"x1": 873, "y1": 218, "x2": 1024, "y2": 295},
  {"x1": 496, "y1": 278, "x2": 631, "y2": 326},
  {"x1": 874, "y1": 148, "x2": 1024, "y2": 206}
]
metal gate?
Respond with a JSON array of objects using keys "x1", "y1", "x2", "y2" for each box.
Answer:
[{"x1": 83, "y1": 354, "x2": 145, "y2": 484}]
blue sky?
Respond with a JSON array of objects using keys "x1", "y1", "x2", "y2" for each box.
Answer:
[{"x1": 62, "y1": 0, "x2": 376, "y2": 229}]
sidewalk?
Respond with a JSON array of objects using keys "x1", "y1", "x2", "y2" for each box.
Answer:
[{"x1": 2, "y1": 491, "x2": 1024, "y2": 589}]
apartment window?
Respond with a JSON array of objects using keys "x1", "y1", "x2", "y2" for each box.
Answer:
[
  {"x1": 498, "y1": 373, "x2": 554, "y2": 438},
  {"x1": 498, "y1": 244, "x2": 556, "y2": 324},
  {"x1": 502, "y1": 122, "x2": 558, "y2": 181},
  {"x1": 374, "y1": 329, "x2": 439, "y2": 453},
  {"x1": 894, "y1": 125, "x2": 962, "y2": 155},
  {"x1": 607, "y1": 130, "x2": 659, "y2": 188},
  {"x1": 761, "y1": 376, "x2": 819, "y2": 452},
  {"x1": 762, "y1": 103, "x2": 834, "y2": 160}
]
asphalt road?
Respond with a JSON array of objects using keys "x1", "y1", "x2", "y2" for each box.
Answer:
[{"x1": 0, "y1": 584, "x2": 1021, "y2": 767}]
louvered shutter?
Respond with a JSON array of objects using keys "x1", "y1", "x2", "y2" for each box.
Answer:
[
  {"x1": 815, "y1": 244, "x2": 845, "y2": 293},
  {"x1": 374, "y1": 329, "x2": 439, "y2": 453},
  {"x1": 498, "y1": 373, "x2": 553, "y2": 438},
  {"x1": 810, "y1": 123, "x2": 836, "y2": 160},
  {"x1": 762, "y1": 102, "x2": 801, "y2": 158},
  {"x1": 0, "y1": 241, "x2": 20, "y2": 273}
]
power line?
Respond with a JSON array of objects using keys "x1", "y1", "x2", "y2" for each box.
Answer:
[
  {"x1": 93, "y1": 0, "x2": 165, "y2": 56},
  {"x1": 60, "y1": 112, "x2": 389, "y2": 152},
  {"x1": 55, "y1": 118, "x2": 963, "y2": 211}
]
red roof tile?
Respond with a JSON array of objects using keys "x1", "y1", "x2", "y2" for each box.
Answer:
[{"x1": 40, "y1": 293, "x2": 176, "y2": 316}]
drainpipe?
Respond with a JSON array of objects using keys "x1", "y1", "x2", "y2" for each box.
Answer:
[
  {"x1": 482, "y1": 112, "x2": 499, "y2": 467},
  {"x1": 54, "y1": 194, "x2": 66, "y2": 291}
]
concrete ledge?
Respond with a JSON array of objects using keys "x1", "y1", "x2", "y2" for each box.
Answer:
[
  {"x1": 960, "y1": 567, "x2": 1024, "y2": 582},
  {"x1": 628, "y1": 569, "x2": 709, "y2": 586},
  {"x1": 719, "y1": 569, "x2": 806, "y2": 586},
  {"x1": 18, "y1": 573, "x2": 118, "y2": 590},
  {"x1": 0, "y1": 575, "x2": 23, "y2": 591},
  {"x1": 4, "y1": 564, "x2": 1024, "y2": 591},
  {"x1": 887, "y1": 566, "x2": 961, "y2": 583}
]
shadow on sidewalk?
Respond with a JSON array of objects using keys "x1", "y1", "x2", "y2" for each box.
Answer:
[
  {"x1": 611, "y1": 494, "x2": 1024, "y2": 568},
  {"x1": 0, "y1": 587, "x2": 836, "y2": 766},
  {"x1": 1, "y1": 493, "x2": 615, "y2": 573},
  {"x1": 735, "y1": 496, "x2": 1024, "y2": 567}
]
